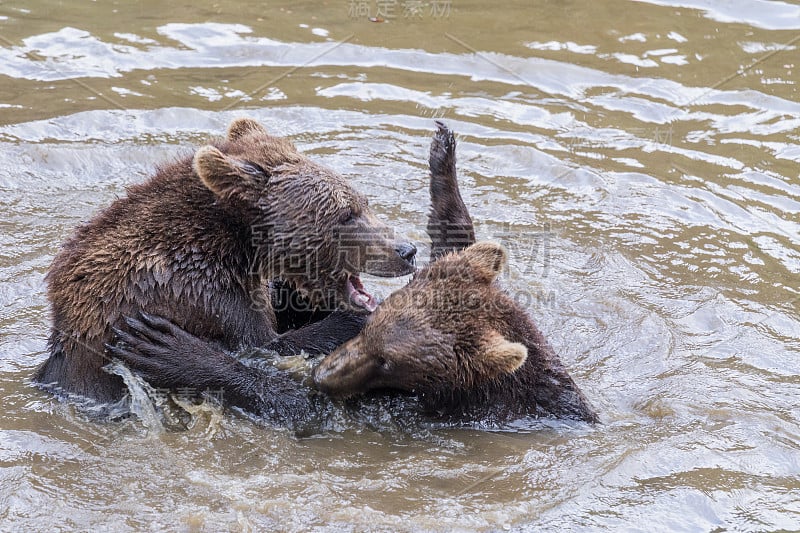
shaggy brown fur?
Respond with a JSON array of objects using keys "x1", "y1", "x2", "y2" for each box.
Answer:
[
  {"x1": 36, "y1": 118, "x2": 415, "y2": 404},
  {"x1": 106, "y1": 121, "x2": 595, "y2": 426},
  {"x1": 313, "y1": 242, "x2": 598, "y2": 423}
]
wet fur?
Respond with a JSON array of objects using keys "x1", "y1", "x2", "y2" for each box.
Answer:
[
  {"x1": 108, "y1": 122, "x2": 596, "y2": 425},
  {"x1": 315, "y1": 123, "x2": 596, "y2": 422},
  {"x1": 314, "y1": 243, "x2": 598, "y2": 423},
  {"x1": 36, "y1": 118, "x2": 411, "y2": 404}
]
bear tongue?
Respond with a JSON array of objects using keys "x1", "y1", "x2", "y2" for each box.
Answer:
[{"x1": 346, "y1": 276, "x2": 378, "y2": 313}]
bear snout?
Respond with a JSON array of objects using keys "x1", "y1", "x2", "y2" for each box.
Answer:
[
  {"x1": 311, "y1": 365, "x2": 338, "y2": 396},
  {"x1": 395, "y1": 242, "x2": 417, "y2": 264},
  {"x1": 363, "y1": 240, "x2": 418, "y2": 277},
  {"x1": 312, "y1": 348, "x2": 376, "y2": 398}
]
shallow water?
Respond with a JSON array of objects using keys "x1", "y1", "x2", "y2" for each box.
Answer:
[{"x1": 1, "y1": 0, "x2": 799, "y2": 531}]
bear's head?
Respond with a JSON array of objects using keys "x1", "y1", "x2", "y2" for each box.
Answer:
[
  {"x1": 312, "y1": 241, "x2": 528, "y2": 397},
  {"x1": 194, "y1": 118, "x2": 417, "y2": 313}
]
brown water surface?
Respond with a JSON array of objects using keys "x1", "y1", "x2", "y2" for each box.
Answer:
[{"x1": 0, "y1": 0, "x2": 799, "y2": 531}]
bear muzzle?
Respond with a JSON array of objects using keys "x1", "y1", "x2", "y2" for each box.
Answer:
[
  {"x1": 395, "y1": 242, "x2": 417, "y2": 263},
  {"x1": 362, "y1": 241, "x2": 417, "y2": 278},
  {"x1": 312, "y1": 345, "x2": 377, "y2": 398}
]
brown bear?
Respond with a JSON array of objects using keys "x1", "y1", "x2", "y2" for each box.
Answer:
[
  {"x1": 36, "y1": 117, "x2": 416, "y2": 406},
  {"x1": 312, "y1": 241, "x2": 598, "y2": 423},
  {"x1": 107, "y1": 121, "x2": 596, "y2": 426}
]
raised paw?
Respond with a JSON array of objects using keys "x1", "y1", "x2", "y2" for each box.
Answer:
[
  {"x1": 427, "y1": 121, "x2": 475, "y2": 258},
  {"x1": 429, "y1": 120, "x2": 457, "y2": 185}
]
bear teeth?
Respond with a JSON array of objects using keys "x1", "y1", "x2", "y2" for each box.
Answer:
[{"x1": 346, "y1": 276, "x2": 378, "y2": 312}]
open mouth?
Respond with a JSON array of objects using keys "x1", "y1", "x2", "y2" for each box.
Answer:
[{"x1": 345, "y1": 275, "x2": 378, "y2": 313}]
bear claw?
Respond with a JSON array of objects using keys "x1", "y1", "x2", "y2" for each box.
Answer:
[{"x1": 429, "y1": 121, "x2": 456, "y2": 180}]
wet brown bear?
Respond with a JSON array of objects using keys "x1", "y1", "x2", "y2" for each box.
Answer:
[
  {"x1": 36, "y1": 118, "x2": 416, "y2": 405},
  {"x1": 313, "y1": 241, "x2": 598, "y2": 423},
  {"x1": 108, "y1": 121, "x2": 596, "y2": 425},
  {"x1": 309, "y1": 122, "x2": 595, "y2": 422}
]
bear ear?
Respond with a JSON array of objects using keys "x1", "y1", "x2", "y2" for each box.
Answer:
[
  {"x1": 194, "y1": 145, "x2": 254, "y2": 200},
  {"x1": 462, "y1": 241, "x2": 507, "y2": 284},
  {"x1": 478, "y1": 330, "x2": 528, "y2": 379},
  {"x1": 227, "y1": 118, "x2": 268, "y2": 141}
]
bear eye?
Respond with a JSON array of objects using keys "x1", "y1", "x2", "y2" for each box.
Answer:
[
  {"x1": 376, "y1": 355, "x2": 389, "y2": 369},
  {"x1": 240, "y1": 161, "x2": 267, "y2": 176},
  {"x1": 339, "y1": 208, "x2": 355, "y2": 225}
]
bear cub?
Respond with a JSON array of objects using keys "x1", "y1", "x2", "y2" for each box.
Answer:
[
  {"x1": 313, "y1": 121, "x2": 596, "y2": 422},
  {"x1": 313, "y1": 240, "x2": 598, "y2": 423},
  {"x1": 36, "y1": 118, "x2": 416, "y2": 405}
]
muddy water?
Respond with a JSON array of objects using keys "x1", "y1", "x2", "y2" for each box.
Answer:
[{"x1": 1, "y1": 0, "x2": 799, "y2": 530}]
